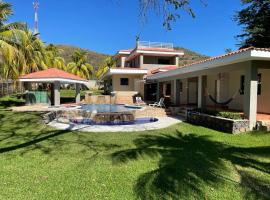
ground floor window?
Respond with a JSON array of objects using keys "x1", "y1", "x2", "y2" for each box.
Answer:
[{"x1": 120, "y1": 78, "x2": 129, "y2": 86}]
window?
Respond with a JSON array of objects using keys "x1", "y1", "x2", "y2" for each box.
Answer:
[
  {"x1": 120, "y1": 78, "x2": 129, "y2": 86},
  {"x1": 179, "y1": 81, "x2": 183, "y2": 93},
  {"x1": 258, "y1": 73, "x2": 262, "y2": 95},
  {"x1": 158, "y1": 58, "x2": 170, "y2": 65},
  {"x1": 240, "y1": 74, "x2": 262, "y2": 95}
]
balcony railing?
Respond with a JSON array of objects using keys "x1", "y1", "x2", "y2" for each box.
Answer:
[{"x1": 137, "y1": 41, "x2": 174, "y2": 49}]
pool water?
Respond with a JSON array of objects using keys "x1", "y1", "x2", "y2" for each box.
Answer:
[
  {"x1": 70, "y1": 117, "x2": 158, "y2": 126},
  {"x1": 80, "y1": 104, "x2": 141, "y2": 113}
]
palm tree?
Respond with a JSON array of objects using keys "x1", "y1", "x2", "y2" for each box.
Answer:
[
  {"x1": 67, "y1": 50, "x2": 93, "y2": 79},
  {"x1": 45, "y1": 44, "x2": 66, "y2": 70},
  {"x1": 96, "y1": 56, "x2": 115, "y2": 79}
]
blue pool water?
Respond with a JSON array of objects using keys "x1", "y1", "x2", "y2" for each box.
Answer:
[
  {"x1": 80, "y1": 104, "x2": 141, "y2": 113},
  {"x1": 70, "y1": 117, "x2": 158, "y2": 126}
]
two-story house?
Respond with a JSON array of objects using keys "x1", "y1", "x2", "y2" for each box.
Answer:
[{"x1": 103, "y1": 41, "x2": 184, "y2": 103}]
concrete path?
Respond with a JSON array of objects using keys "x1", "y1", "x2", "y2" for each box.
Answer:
[{"x1": 48, "y1": 117, "x2": 183, "y2": 132}]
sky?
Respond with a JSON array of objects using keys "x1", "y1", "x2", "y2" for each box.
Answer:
[{"x1": 7, "y1": 0, "x2": 243, "y2": 56}]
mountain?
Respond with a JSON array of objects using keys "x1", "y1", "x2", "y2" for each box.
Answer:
[
  {"x1": 55, "y1": 44, "x2": 208, "y2": 69},
  {"x1": 175, "y1": 47, "x2": 209, "y2": 66},
  {"x1": 55, "y1": 45, "x2": 109, "y2": 69}
]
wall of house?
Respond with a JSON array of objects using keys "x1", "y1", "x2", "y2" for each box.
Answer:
[
  {"x1": 112, "y1": 74, "x2": 144, "y2": 94},
  {"x1": 257, "y1": 68, "x2": 270, "y2": 113}
]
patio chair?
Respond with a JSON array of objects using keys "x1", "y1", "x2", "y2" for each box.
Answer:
[
  {"x1": 135, "y1": 97, "x2": 145, "y2": 105},
  {"x1": 149, "y1": 98, "x2": 165, "y2": 108}
]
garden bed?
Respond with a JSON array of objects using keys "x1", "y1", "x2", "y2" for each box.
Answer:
[{"x1": 187, "y1": 111, "x2": 249, "y2": 134}]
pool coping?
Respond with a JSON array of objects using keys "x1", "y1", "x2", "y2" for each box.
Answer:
[{"x1": 48, "y1": 116, "x2": 183, "y2": 132}]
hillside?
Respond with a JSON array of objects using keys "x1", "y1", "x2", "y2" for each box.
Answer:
[
  {"x1": 175, "y1": 47, "x2": 209, "y2": 66},
  {"x1": 55, "y1": 44, "x2": 208, "y2": 69},
  {"x1": 55, "y1": 45, "x2": 109, "y2": 69}
]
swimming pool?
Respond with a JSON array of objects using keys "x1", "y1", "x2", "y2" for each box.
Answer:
[{"x1": 80, "y1": 104, "x2": 142, "y2": 113}]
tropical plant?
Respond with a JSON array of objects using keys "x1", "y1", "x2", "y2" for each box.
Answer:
[
  {"x1": 96, "y1": 56, "x2": 115, "y2": 79},
  {"x1": 235, "y1": 0, "x2": 270, "y2": 48},
  {"x1": 67, "y1": 50, "x2": 93, "y2": 79},
  {"x1": 0, "y1": 1, "x2": 50, "y2": 79},
  {"x1": 45, "y1": 44, "x2": 66, "y2": 70}
]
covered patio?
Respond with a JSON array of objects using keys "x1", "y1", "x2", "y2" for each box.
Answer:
[
  {"x1": 148, "y1": 47, "x2": 270, "y2": 129},
  {"x1": 19, "y1": 68, "x2": 88, "y2": 106}
]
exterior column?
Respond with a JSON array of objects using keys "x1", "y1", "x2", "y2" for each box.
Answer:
[
  {"x1": 75, "y1": 83, "x2": 81, "y2": 103},
  {"x1": 198, "y1": 76, "x2": 202, "y2": 108},
  {"x1": 202, "y1": 75, "x2": 207, "y2": 109},
  {"x1": 244, "y1": 62, "x2": 258, "y2": 130},
  {"x1": 156, "y1": 82, "x2": 160, "y2": 101},
  {"x1": 175, "y1": 56, "x2": 180, "y2": 66},
  {"x1": 54, "y1": 81, "x2": 60, "y2": 106},
  {"x1": 173, "y1": 79, "x2": 177, "y2": 105},
  {"x1": 139, "y1": 54, "x2": 144, "y2": 67}
]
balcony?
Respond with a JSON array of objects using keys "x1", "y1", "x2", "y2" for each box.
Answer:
[{"x1": 137, "y1": 41, "x2": 174, "y2": 50}]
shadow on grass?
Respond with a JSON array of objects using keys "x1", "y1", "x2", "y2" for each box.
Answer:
[
  {"x1": 0, "y1": 96, "x2": 25, "y2": 108},
  {"x1": 0, "y1": 111, "x2": 121, "y2": 155},
  {"x1": 111, "y1": 131, "x2": 270, "y2": 199}
]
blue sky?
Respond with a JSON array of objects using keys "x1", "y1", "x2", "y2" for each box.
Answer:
[{"x1": 7, "y1": 0, "x2": 243, "y2": 56}]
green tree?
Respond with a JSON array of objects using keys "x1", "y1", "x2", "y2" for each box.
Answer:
[
  {"x1": 235, "y1": 0, "x2": 270, "y2": 48},
  {"x1": 45, "y1": 44, "x2": 66, "y2": 70},
  {"x1": 139, "y1": 0, "x2": 199, "y2": 30},
  {"x1": 0, "y1": 1, "x2": 49, "y2": 79},
  {"x1": 96, "y1": 56, "x2": 115, "y2": 79},
  {"x1": 67, "y1": 50, "x2": 93, "y2": 79}
]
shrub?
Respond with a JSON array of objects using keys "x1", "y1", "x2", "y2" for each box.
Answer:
[
  {"x1": 217, "y1": 112, "x2": 242, "y2": 120},
  {"x1": 191, "y1": 108, "x2": 243, "y2": 120}
]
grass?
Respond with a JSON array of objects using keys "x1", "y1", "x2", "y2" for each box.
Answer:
[
  {"x1": 0, "y1": 110, "x2": 269, "y2": 200},
  {"x1": 60, "y1": 89, "x2": 103, "y2": 98},
  {"x1": 0, "y1": 95, "x2": 25, "y2": 109}
]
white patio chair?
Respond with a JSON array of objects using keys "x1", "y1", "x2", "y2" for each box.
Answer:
[
  {"x1": 136, "y1": 97, "x2": 145, "y2": 105},
  {"x1": 149, "y1": 98, "x2": 165, "y2": 108}
]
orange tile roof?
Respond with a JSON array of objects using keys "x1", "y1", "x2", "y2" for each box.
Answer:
[
  {"x1": 179, "y1": 47, "x2": 270, "y2": 68},
  {"x1": 20, "y1": 68, "x2": 87, "y2": 81}
]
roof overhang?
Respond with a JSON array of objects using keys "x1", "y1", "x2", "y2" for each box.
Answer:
[
  {"x1": 148, "y1": 48, "x2": 270, "y2": 80},
  {"x1": 103, "y1": 68, "x2": 148, "y2": 78},
  {"x1": 19, "y1": 78, "x2": 88, "y2": 85}
]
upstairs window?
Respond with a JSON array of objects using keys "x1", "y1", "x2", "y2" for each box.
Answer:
[{"x1": 120, "y1": 78, "x2": 129, "y2": 86}]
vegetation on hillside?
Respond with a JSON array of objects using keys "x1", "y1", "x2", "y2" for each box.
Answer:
[
  {"x1": 56, "y1": 45, "x2": 109, "y2": 70},
  {"x1": 175, "y1": 47, "x2": 209, "y2": 66}
]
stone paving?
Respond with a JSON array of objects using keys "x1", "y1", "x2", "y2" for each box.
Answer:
[{"x1": 48, "y1": 117, "x2": 182, "y2": 132}]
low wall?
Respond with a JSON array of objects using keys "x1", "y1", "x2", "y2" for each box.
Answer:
[
  {"x1": 187, "y1": 111, "x2": 250, "y2": 134},
  {"x1": 85, "y1": 94, "x2": 115, "y2": 104},
  {"x1": 43, "y1": 110, "x2": 135, "y2": 125}
]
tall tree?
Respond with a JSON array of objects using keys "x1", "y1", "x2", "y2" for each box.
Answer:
[
  {"x1": 235, "y1": 0, "x2": 270, "y2": 48},
  {"x1": 96, "y1": 56, "x2": 115, "y2": 79},
  {"x1": 67, "y1": 50, "x2": 93, "y2": 79},
  {"x1": 45, "y1": 44, "x2": 66, "y2": 70},
  {"x1": 139, "y1": 0, "x2": 199, "y2": 30}
]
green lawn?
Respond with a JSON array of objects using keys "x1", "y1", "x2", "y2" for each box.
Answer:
[{"x1": 0, "y1": 111, "x2": 269, "y2": 199}]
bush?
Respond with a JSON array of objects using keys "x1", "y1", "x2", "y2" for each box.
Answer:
[
  {"x1": 217, "y1": 112, "x2": 242, "y2": 120},
  {"x1": 191, "y1": 108, "x2": 243, "y2": 120}
]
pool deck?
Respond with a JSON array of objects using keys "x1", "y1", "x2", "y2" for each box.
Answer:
[{"x1": 48, "y1": 116, "x2": 183, "y2": 132}]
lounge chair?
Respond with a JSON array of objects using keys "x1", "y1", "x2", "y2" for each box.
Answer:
[
  {"x1": 135, "y1": 97, "x2": 145, "y2": 105},
  {"x1": 149, "y1": 98, "x2": 165, "y2": 108}
]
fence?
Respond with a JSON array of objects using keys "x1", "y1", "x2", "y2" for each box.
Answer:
[{"x1": 0, "y1": 80, "x2": 25, "y2": 97}]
